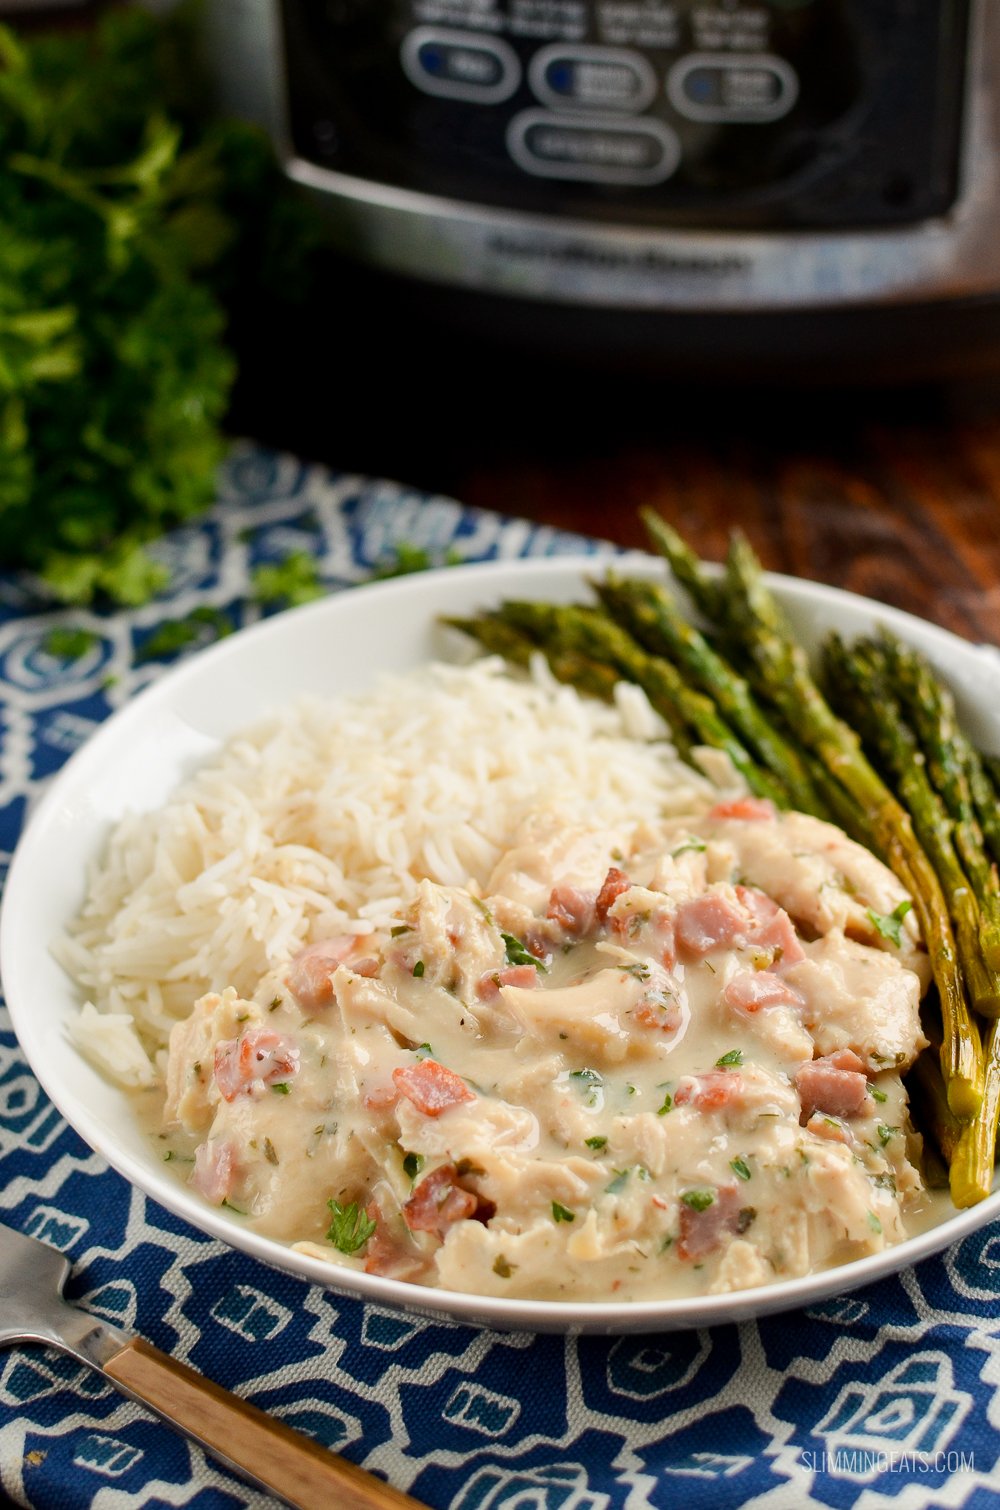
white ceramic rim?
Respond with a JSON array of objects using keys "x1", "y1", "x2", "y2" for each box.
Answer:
[{"x1": 3, "y1": 554, "x2": 999, "y2": 1335}]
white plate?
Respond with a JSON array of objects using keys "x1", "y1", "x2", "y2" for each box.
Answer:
[{"x1": 4, "y1": 555, "x2": 1000, "y2": 1335}]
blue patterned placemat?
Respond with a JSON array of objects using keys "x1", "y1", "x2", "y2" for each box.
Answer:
[{"x1": 1, "y1": 444, "x2": 998, "y2": 1510}]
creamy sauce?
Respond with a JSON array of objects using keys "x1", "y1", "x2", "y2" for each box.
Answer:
[{"x1": 154, "y1": 801, "x2": 929, "y2": 1301}]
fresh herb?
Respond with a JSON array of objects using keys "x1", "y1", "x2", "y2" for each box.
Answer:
[
  {"x1": 402, "y1": 1152, "x2": 424, "y2": 1180},
  {"x1": 371, "y1": 543, "x2": 463, "y2": 580},
  {"x1": 680, "y1": 1189, "x2": 715, "y2": 1212},
  {"x1": 271, "y1": 1082, "x2": 291, "y2": 1095},
  {"x1": 390, "y1": 924, "x2": 412, "y2": 937},
  {"x1": 326, "y1": 1199, "x2": 377, "y2": 1254},
  {"x1": 501, "y1": 931, "x2": 547, "y2": 971},
  {"x1": 870, "y1": 1086, "x2": 888, "y2": 1103},
  {"x1": 716, "y1": 1048, "x2": 743, "y2": 1067},
  {"x1": 605, "y1": 1169, "x2": 630, "y2": 1195},
  {"x1": 730, "y1": 1157, "x2": 751, "y2": 1182},
  {"x1": 656, "y1": 1092, "x2": 674, "y2": 1116},
  {"x1": 251, "y1": 551, "x2": 324, "y2": 610},
  {"x1": 867, "y1": 1210, "x2": 883, "y2": 1234},
  {"x1": 414, "y1": 1042, "x2": 433, "y2": 1059},
  {"x1": 865, "y1": 900, "x2": 913, "y2": 948},
  {"x1": 268, "y1": 995, "x2": 282, "y2": 1012},
  {"x1": 412, "y1": 960, "x2": 425, "y2": 978},
  {"x1": 670, "y1": 839, "x2": 707, "y2": 857},
  {"x1": 585, "y1": 1136, "x2": 608, "y2": 1150},
  {"x1": 551, "y1": 1201, "x2": 575, "y2": 1223},
  {"x1": 570, "y1": 1068, "x2": 603, "y2": 1086},
  {"x1": 262, "y1": 1137, "x2": 279, "y2": 1166},
  {"x1": 877, "y1": 1124, "x2": 899, "y2": 1147},
  {"x1": 492, "y1": 1254, "x2": 516, "y2": 1278},
  {"x1": 622, "y1": 962, "x2": 651, "y2": 982},
  {"x1": 44, "y1": 627, "x2": 98, "y2": 659}
]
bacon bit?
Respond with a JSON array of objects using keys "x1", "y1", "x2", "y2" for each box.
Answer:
[
  {"x1": 795, "y1": 1053, "x2": 870, "y2": 1122},
  {"x1": 677, "y1": 1184, "x2": 747, "y2": 1261},
  {"x1": 724, "y1": 971, "x2": 805, "y2": 1014},
  {"x1": 708, "y1": 797, "x2": 777, "y2": 822},
  {"x1": 806, "y1": 1113, "x2": 852, "y2": 1145},
  {"x1": 363, "y1": 1200, "x2": 429, "y2": 1280},
  {"x1": 351, "y1": 956, "x2": 381, "y2": 978},
  {"x1": 403, "y1": 1162, "x2": 496, "y2": 1240},
  {"x1": 595, "y1": 867, "x2": 631, "y2": 923},
  {"x1": 476, "y1": 965, "x2": 540, "y2": 1001},
  {"x1": 286, "y1": 935, "x2": 362, "y2": 1009},
  {"x1": 675, "y1": 894, "x2": 748, "y2": 958},
  {"x1": 674, "y1": 1069, "x2": 743, "y2": 1111},
  {"x1": 214, "y1": 1029, "x2": 299, "y2": 1102},
  {"x1": 547, "y1": 884, "x2": 596, "y2": 936},
  {"x1": 392, "y1": 1058, "x2": 474, "y2": 1116},
  {"x1": 633, "y1": 999, "x2": 683, "y2": 1033},
  {"x1": 191, "y1": 1139, "x2": 238, "y2": 1204}
]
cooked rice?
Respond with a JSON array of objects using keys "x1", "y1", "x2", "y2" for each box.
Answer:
[{"x1": 60, "y1": 656, "x2": 723, "y2": 1086}]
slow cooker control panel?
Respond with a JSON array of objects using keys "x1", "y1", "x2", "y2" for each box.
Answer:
[{"x1": 280, "y1": 0, "x2": 971, "y2": 229}]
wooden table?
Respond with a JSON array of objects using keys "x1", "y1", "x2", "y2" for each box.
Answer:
[{"x1": 236, "y1": 271, "x2": 1000, "y2": 648}]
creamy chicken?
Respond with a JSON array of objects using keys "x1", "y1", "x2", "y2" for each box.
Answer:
[{"x1": 158, "y1": 796, "x2": 929, "y2": 1300}]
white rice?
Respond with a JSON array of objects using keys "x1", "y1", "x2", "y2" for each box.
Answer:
[{"x1": 61, "y1": 656, "x2": 724, "y2": 1086}]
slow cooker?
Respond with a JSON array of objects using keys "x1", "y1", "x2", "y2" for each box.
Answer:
[{"x1": 204, "y1": 0, "x2": 1000, "y2": 374}]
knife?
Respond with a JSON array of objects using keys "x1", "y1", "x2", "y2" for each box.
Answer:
[{"x1": 0, "y1": 1218, "x2": 423, "y2": 1510}]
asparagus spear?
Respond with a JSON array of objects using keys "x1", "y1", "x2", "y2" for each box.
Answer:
[
  {"x1": 878, "y1": 629, "x2": 1000, "y2": 970},
  {"x1": 443, "y1": 613, "x2": 622, "y2": 704},
  {"x1": 952, "y1": 1016, "x2": 1000, "y2": 1206},
  {"x1": 593, "y1": 571, "x2": 831, "y2": 818},
  {"x1": 823, "y1": 634, "x2": 1000, "y2": 1018},
  {"x1": 640, "y1": 507, "x2": 724, "y2": 623},
  {"x1": 720, "y1": 531, "x2": 982, "y2": 1118},
  {"x1": 497, "y1": 599, "x2": 793, "y2": 806}
]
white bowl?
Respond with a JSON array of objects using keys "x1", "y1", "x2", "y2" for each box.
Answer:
[{"x1": 4, "y1": 555, "x2": 1000, "y2": 1334}]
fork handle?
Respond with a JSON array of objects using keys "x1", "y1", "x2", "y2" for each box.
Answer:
[{"x1": 103, "y1": 1337, "x2": 419, "y2": 1510}]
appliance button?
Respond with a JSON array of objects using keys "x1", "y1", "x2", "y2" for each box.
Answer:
[
  {"x1": 401, "y1": 27, "x2": 521, "y2": 106},
  {"x1": 667, "y1": 52, "x2": 799, "y2": 123},
  {"x1": 507, "y1": 110, "x2": 681, "y2": 186},
  {"x1": 529, "y1": 44, "x2": 658, "y2": 114}
]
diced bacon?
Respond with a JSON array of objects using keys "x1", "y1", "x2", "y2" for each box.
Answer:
[
  {"x1": 595, "y1": 867, "x2": 631, "y2": 923},
  {"x1": 795, "y1": 1053, "x2": 870, "y2": 1122},
  {"x1": 403, "y1": 1163, "x2": 495, "y2": 1241},
  {"x1": 547, "y1": 884, "x2": 596, "y2": 936},
  {"x1": 677, "y1": 1184, "x2": 751, "y2": 1261},
  {"x1": 191, "y1": 1139, "x2": 238, "y2": 1205},
  {"x1": 674, "y1": 1069, "x2": 743, "y2": 1111},
  {"x1": 286, "y1": 935, "x2": 362, "y2": 1009},
  {"x1": 214, "y1": 1029, "x2": 299, "y2": 1102},
  {"x1": 351, "y1": 956, "x2": 381, "y2": 978},
  {"x1": 392, "y1": 1058, "x2": 474, "y2": 1117},
  {"x1": 734, "y1": 885, "x2": 806, "y2": 965},
  {"x1": 806, "y1": 1113, "x2": 852, "y2": 1145},
  {"x1": 675, "y1": 894, "x2": 749, "y2": 958},
  {"x1": 724, "y1": 971, "x2": 805, "y2": 1015},
  {"x1": 755, "y1": 910, "x2": 806, "y2": 965},
  {"x1": 633, "y1": 997, "x2": 683, "y2": 1033},
  {"x1": 708, "y1": 797, "x2": 777, "y2": 821},
  {"x1": 362, "y1": 1200, "x2": 429, "y2": 1281},
  {"x1": 476, "y1": 964, "x2": 540, "y2": 1001}
]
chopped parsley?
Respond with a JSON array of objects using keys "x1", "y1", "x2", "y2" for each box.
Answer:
[
  {"x1": 865, "y1": 900, "x2": 913, "y2": 948},
  {"x1": 326, "y1": 1199, "x2": 377, "y2": 1254},
  {"x1": 671, "y1": 839, "x2": 707, "y2": 857},
  {"x1": 622, "y1": 962, "x2": 651, "y2": 982},
  {"x1": 716, "y1": 1048, "x2": 744, "y2": 1067},
  {"x1": 877, "y1": 1124, "x2": 899, "y2": 1147},
  {"x1": 680, "y1": 1189, "x2": 715, "y2": 1212},
  {"x1": 270, "y1": 1082, "x2": 291, "y2": 1095},
  {"x1": 605, "y1": 1169, "x2": 631, "y2": 1195},
  {"x1": 44, "y1": 627, "x2": 98, "y2": 660},
  {"x1": 501, "y1": 931, "x2": 548, "y2": 971},
  {"x1": 268, "y1": 995, "x2": 282, "y2": 1012},
  {"x1": 493, "y1": 1255, "x2": 516, "y2": 1278},
  {"x1": 730, "y1": 1157, "x2": 752, "y2": 1182},
  {"x1": 551, "y1": 1201, "x2": 575, "y2": 1223},
  {"x1": 412, "y1": 960, "x2": 425, "y2": 978},
  {"x1": 390, "y1": 924, "x2": 412, "y2": 938},
  {"x1": 585, "y1": 1136, "x2": 608, "y2": 1150},
  {"x1": 656, "y1": 1092, "x2": 674, "y2": 1117},
  {"x1": 403, "y1": 1152, "x2": 424, "y2": 1180},
  {"x1": 867, "y1": 1210, "x2": 883, "y2": 1235},
  {"x1": 414, "y1": 1042, "x2": 433, "y2": 1058},
  {"x1": 870, "y1": 1086, "x2": 888, "y2": 1103},
  {"x1": 262, "y1": 1137, "x2": 279, "y2": 1166}
]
